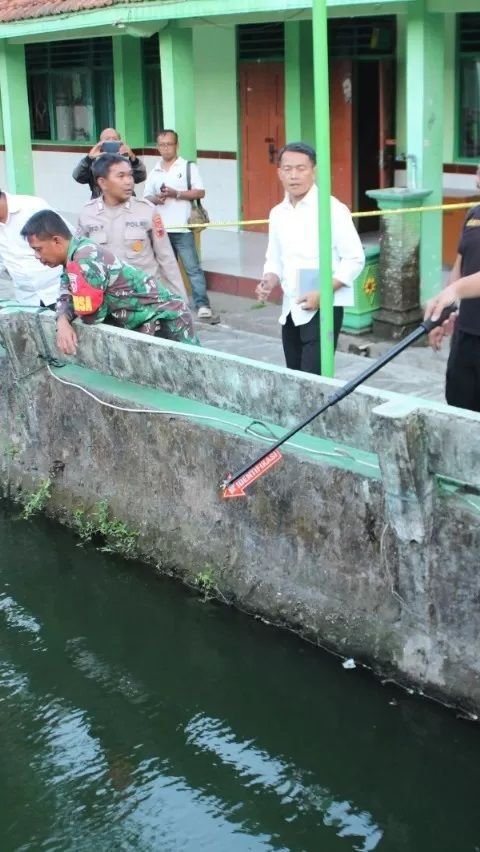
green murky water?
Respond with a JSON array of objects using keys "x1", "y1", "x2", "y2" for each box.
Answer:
[{"x1": 1, "y1": 501, "x2": 479, "y2": 852}]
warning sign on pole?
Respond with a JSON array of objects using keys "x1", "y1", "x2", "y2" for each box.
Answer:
[{"x1": 222, "y1": 449, "x2": 283, "y2": 499}]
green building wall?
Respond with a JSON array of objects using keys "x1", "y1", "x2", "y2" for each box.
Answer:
[{"x1": 193, "y1": 24, "x2": 238, "y2": 153}]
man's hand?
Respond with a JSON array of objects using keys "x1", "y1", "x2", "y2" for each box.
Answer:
[
  {"x1": 119, "y1": 143, "x2": 135, "y2": 160},
  {"x1": 88, "y1": 142, "x2": 103, "y2": 159},
  {"x1": 161, "y1": 185, "x2": 179, "y2": 200},
  {"x1": 297, "y1": 290, "x2": 320, "y2": 311},
  {"x1": 424, "y1": 283, "x2": 458, "y2": 322},
  {"x1": 428, "y1": 326, "x2": 446, "y2": 351},
  {"x1": 56, "y1": 317, "x2": 78, "y2": 356},
  {"x1": 424, "y1": 283, "x2": 458, "y2": 349},
  {"x1": 256, "y1": 273, "x2": 279, "y2": 301}
]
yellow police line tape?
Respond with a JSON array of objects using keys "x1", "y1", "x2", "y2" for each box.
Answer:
[{"x1": 184, "y1": 200, "x2": 477, "y2": 230}]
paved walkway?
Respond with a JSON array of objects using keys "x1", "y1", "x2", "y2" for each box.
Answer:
[{"x1": 201, "y1": 292, "x2": 449, "y2": 403}]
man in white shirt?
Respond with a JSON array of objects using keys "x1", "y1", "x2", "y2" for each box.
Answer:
[
  {"x1": 144, "y1": 129, "x2": 217, "y2": 321},
  {"x1": 256, "y1": 142, "x2": 365, "y2": 374},
  {"x1": 0, "y1": 190, "x2": 64, "y2": 307}
]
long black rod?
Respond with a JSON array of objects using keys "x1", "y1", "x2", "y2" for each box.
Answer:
[{"x1": 224, "y1": 307, "x2": 455, "y2": 488}]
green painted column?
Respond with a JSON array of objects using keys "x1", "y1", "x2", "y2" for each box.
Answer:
[
  {"x1": 0, "y1": 95, "x2": 4, "y2": 147},
  {"x1": 285, "y1": 21, "x2": 315, "y2": 145},
  {"x1": 406, "y1": 1, "x2": 444, "y2": 302},
  {"x1": 113, "y1": 36, "x2": 146, "y2": 147},
  {"x1": 312, "y1": 0, "x2": 334, "y2": 377},
  {"x1": 0, "y1": 42, "x2": 34, "y2": 194},
  {"x1": 159, "y1": 26, "x2": 196, "y2": 161}
]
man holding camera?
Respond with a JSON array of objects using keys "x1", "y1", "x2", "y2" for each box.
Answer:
[{"x1": 72, "y1": 128, "x2": 146, "y2": 199}]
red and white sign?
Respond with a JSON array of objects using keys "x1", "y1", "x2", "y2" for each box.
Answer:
[{"x1": 222, "y1": 448, "x2": 283, "y2": 499}]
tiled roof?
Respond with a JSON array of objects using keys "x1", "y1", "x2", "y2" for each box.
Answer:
[{"x1": 0, "y1": 0, "x2": 147, "y2": 23}]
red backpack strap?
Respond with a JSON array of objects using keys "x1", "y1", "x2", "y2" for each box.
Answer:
[{"x1": 66, "y1": 260, "x2": 104, "y2": 316}]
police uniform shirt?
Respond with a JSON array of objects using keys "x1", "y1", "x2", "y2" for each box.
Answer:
[{"x1": 76, "y1": 197, "x2": 187, "y2": 300}]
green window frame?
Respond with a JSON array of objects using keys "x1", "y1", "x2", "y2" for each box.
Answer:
[
  {"x1": 457, "y1": 14, "x2": 480, "y2": 161},
  {"x1": 26, "y1": 38, "x2": 114, "y2": 144},
  {"x1": 142, "y1": 34, "x2": 163, "y2": 145}
]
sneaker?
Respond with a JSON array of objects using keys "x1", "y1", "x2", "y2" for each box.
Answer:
[{"x1": 197, "y1": 306, "x2": 213, "y2": 319}]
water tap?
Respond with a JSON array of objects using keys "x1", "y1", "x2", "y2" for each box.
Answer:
[{"x1": 399, "y1": 152, "x2": 418, "y2": 190}]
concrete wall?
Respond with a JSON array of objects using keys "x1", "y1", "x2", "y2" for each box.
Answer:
[{"x1": 1, "y1": 310, "x2": 480, "y2": 717}]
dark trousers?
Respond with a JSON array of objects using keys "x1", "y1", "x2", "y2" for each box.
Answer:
[
  {"x1": 446, "y1": 329, "x2": 480, "y2": 412},
  {"x1": 281, "y1": 308, "x2": 344, "y2": 375}
]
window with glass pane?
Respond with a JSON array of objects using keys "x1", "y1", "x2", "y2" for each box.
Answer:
[
  {"x1": 26, "y1": 38, "x2": 114, "y2": 143},
  {"x1": 458, "y1": 15, "x2": 480, "y2": 159},
  {"x1": 52, "y1": 72, "x2": 93, "y2": 141},
  {"x1": 142, "y1": 34, "x2": 163, "y2": 143},
  {"x1": 28, "y1": 73, "x2": 51, "y2": 140},
  {"x1": 459, "y1": 60, "x2": 480, "y2": 158}
]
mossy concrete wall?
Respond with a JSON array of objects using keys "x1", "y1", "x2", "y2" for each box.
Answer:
[{"x1": 1, "y1": 310, "x2": 480, "y2": 716}]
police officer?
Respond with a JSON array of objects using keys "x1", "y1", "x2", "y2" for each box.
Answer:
[{"x1": 77, "y1": 154, "x2": 187, "y2": 300}]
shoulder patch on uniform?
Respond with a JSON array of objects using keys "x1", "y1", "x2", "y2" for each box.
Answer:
[
  {"x1": 152, "y1": 213, "x2": 165, "y2": 238},
  {"x1": 466, "y1": 218, "x2": 480, "y2": 227}
]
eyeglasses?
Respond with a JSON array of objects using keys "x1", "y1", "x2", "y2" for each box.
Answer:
[{"x1": 158, "y1": 142, "x2": 176, "y2": 148}]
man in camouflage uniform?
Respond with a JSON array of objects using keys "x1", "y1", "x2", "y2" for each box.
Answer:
[
  {"x1": 78, "y1": 153, "x2": 187, "y2": 300},
  {"x1": 20, "y1": 210, "x2": 198, "y2": 357}
]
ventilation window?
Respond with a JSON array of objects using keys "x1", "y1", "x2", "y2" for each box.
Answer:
[
  {"x1": 238, "y1": 23, "x2": 285, "y2": 61},
  {"x1": 328, "y1": 17, "x2": 396, "y2": 58}
]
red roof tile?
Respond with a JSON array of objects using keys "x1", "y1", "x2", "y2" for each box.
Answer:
[{"x1": 0, "y1": 0, "x2": 148, "y2": 24}]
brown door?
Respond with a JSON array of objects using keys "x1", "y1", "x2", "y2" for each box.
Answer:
[
  {"x1": 239, "y1": 62, "x2": 285, "y2": 232},
  {"x1": 329, "y1": 59, "x2": 354, "y2": 208}
]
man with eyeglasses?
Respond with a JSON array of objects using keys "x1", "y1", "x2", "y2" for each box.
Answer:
[
  {"x1": 256, "y1": 142, "x2": 365, "y2": 375},
  {"x1": 144, "y1": 129, "x2": 217, "y2": 322}
]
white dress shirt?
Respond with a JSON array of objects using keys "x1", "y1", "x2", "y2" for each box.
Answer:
[
  {"x1": 263, "y1": 185, "x2": 365, "y2": 326},
  {"x1": 0, "y1": 193, "x2": 64, "y2": 306},
  {"x1": 143, "y1": 157, "x2": 204, "y2": 233}
]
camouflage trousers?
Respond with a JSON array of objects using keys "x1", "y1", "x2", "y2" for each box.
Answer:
[{"x1": 112, "y1": 297, "x2": 199, "y2": 346}]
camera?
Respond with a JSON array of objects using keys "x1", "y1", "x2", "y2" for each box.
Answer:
[{"x1": 101, "y1": 141, "x2": 121, "y2": 154}]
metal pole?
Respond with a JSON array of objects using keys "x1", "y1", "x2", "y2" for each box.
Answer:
[
  {"x1": 222, "y1": 305, "x2": 456, "y2": 497},
  {"x1": 312, "y1": 0, "x2": 334, "y2": 377}
]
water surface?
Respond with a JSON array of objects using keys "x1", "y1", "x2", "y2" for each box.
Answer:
[{"x1": 1, "y1": 502, "x2": 479, "y2": 852}]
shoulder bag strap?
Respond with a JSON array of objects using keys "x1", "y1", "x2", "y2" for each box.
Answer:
[{"x1": 186, "y1": 160, "x2": 199, "y2": 209}]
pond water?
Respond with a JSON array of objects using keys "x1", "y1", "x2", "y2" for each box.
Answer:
[{"x1": 1, "y1": 502, "x2": 479, "y2": 852}]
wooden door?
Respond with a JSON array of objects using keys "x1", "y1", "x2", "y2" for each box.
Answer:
[
  {"x1": 329, "y1": 59, "x2": 354, "y2": 208},
  {"x1": 239, "y1": 62, "x2": 285, "y2": 232}
]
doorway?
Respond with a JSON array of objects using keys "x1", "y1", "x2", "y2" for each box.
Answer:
[
  {"x1": 355, "y1": 60, "x2": 395, "y2": 233},
  {"x1": 330, "y1": 58, "x2": 395, "y2": 232}
]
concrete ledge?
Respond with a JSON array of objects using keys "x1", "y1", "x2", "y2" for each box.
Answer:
[{"x1": 2, "y1": 310, "x2": 480, "y2": 715}]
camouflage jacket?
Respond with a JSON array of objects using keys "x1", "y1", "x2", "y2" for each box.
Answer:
[{"x1": 57, "y1": 237, "x2": 197, "y2": 343}]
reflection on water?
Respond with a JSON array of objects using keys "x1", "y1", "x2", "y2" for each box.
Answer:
[{"x1": 0, "y1": 501, "x2": 479, "y2": 852}]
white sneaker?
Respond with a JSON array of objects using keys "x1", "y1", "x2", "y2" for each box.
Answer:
[{"x1": 197, "y1": 306, "x2": 213, "y2": 319}]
